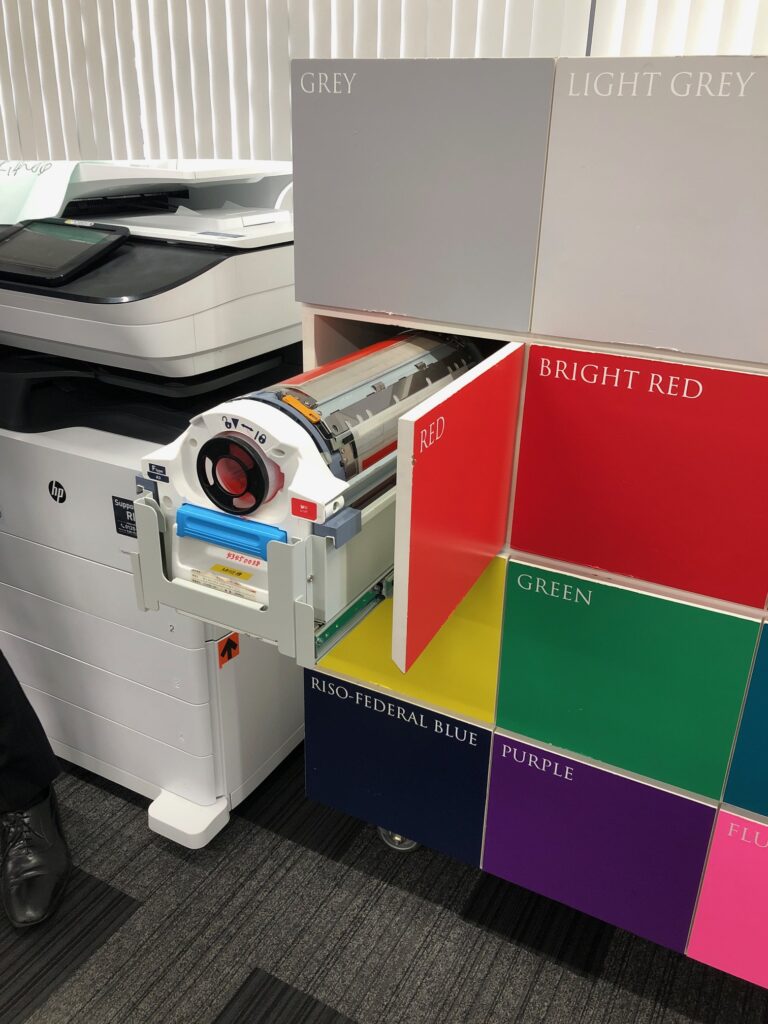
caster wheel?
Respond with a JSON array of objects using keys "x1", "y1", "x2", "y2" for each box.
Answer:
[{"x1": 378, "y1": 827, "x2": 419, "y2": 852}]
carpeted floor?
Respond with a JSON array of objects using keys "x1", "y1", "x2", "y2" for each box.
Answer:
[{"x1": 1, "y1": 747, "x2": 766, "y2": 1024}]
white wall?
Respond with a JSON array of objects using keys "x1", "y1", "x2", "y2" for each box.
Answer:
[{"x1": 0, "y1": 0, "x2": 765, "y2": 160}]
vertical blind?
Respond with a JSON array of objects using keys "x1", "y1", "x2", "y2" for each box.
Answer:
[{"x1": 0, "y1": 0, "x2": 765, "y2": 160}]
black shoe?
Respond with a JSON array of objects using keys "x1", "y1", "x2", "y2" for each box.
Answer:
[{"x1": 0, "y1": 788, "x2": 72, "y2": 928}]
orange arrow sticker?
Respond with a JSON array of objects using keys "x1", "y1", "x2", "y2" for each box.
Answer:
[{"x1": 218, "y1": 632, "x2": 240, "y2": 668}]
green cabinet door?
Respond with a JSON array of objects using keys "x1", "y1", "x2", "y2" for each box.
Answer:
[{"x1": 498, "y1": 562, "x2": 759, "y2": 797}]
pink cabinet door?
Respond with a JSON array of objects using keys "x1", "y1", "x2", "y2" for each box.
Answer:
[{"x1": 688, "y1": 810, "x2": 768, "y2": 988}]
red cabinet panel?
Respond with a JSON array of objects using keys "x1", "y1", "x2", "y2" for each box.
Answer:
[{"x1": 393, "y1": 343, "x2": 524, "y2": 671}]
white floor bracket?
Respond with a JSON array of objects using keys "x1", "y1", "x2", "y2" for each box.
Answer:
[{"x1": 148, "y1": 791, "x2": 230, "y2": 849}]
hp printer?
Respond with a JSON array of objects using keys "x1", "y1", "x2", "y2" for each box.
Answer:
[{"x1": 0, "y1": 161, "x2": 304, "y2": 847}]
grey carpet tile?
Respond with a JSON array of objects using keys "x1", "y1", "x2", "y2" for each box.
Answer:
[
  {"x1": 0, "y1": 863, "x2": 139, "y2": 1024},
  {"x1": 573, "y1": 935, "x2": 765, "y2": 1024},
  {"x1": 7, "y1": 755, "x2": 768, "y2": 1024},
  {"x1": 462, "y1": 874, "x2": 615, "y2": 977},
  {"x1": 213, "y1": 967, "x2": 358, "y2": 1024},
  {"x1": 58, "y1": 760, "x2": 150, "y2": 810},
  {"x1": 234, "y1": 746, "x2": 365, "y2": 861}
]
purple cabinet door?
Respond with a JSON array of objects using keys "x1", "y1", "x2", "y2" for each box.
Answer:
[{"x1": 483, "y1": 736, "x2": 715, "y2": 952}]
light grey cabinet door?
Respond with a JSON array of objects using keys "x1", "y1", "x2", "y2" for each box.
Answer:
[{"x1": 532, "y1": 56, "x2": 768, "y2": 364}]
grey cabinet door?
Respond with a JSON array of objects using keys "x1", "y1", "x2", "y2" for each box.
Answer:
[{"x1": 292, "y1": 58, "x2": 554, "y2": 332}]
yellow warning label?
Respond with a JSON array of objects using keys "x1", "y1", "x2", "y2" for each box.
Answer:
[
  {"x1": 210, "y1": 563, "x2": 253, "y2": 581},
  {"x1": 192, "y1": 570, "x2": 261, "y2": 603}
]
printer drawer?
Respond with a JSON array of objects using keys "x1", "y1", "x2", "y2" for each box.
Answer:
[
  {"x1": 2, "y1": 633, "x2": 215, "y2": 757},
  {"x1": 0, "y1": 581, "x2": 209, "y2": 703},
  {"x1": 0, "y1": 531, "x2": 207, "y2": 648}
]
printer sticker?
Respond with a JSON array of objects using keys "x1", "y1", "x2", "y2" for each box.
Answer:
[
  {"x1": 112, "y1": 496, "x2": 137, "y2": 538},
  {"x1": 191, "y1": 569, "x2": 261, "y2": 603},
  {"x1": 147, "y1": 462, "x2": 169, "y2": 482},
  {"x1": 210, "y1": 563, "x2": 253, "y2": 581}
]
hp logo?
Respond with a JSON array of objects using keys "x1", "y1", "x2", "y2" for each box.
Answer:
[{"x1": 48, "y1": 480, "x2": 66, "y2": 503}]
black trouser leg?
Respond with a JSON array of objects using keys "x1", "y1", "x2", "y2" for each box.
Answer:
[{"x1": 0, "y1": 651, "x2": 60, "y2": 813}]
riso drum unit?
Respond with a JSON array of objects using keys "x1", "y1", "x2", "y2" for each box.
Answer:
[{"x1": 131, "y1": 332, "x2": 480, "y2": 663}]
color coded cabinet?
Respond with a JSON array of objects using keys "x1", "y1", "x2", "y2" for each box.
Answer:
[
  {"x1": 300, "y1": 328, "x2": 768, "y2": 991},
  {"x1": 293, "y1": 54, "x2": 768, "y2": 992},
  {"x1": 300, "y1": 325, "x2": 768, "y2": 992},
  {"x1": 483, "y1": 734, "x2": 715, "y2": 953},
  {"x1": 498, "y1": 561, "x2": 759, "y2": 796},
  {"x1": 688, "y1": 810, "x2": 768, "y2": 989},
  {"x1": 512, "y1": 346, "x2": 768, "y2": 608},
  {"x1": 304, "y1": 673, "x2": 491, "y2": 866}
]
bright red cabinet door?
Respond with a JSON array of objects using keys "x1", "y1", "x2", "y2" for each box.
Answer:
[{"x1": 511, "y1": 346, "x2": 768, "y2": 608}]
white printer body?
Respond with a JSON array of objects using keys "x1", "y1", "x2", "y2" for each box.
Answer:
[
  {"x1": 0, "y1": 160, "x2": 297, "y2": 376},
  {"x1": 0, "y1": 161, "x2": 304, "y2": 847}
]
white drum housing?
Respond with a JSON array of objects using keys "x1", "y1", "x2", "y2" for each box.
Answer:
[{"x1": 134, "y1": 333, "x2": 480, "y2": 659}]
